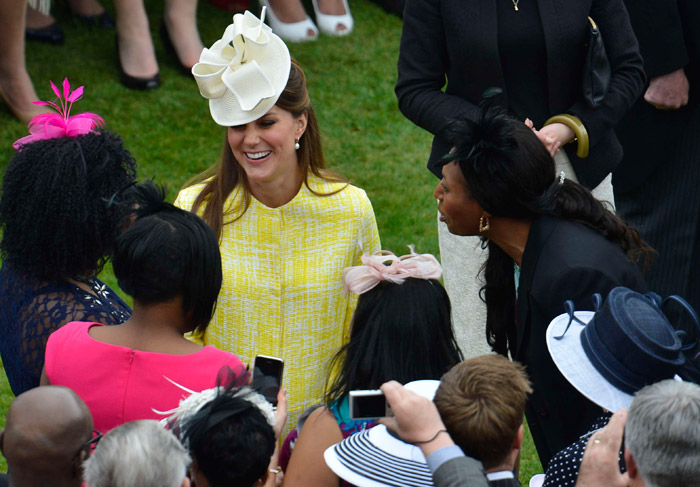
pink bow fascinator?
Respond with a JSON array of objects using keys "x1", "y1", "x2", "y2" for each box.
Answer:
[
  {"x1": 342, "y1": 247, "x2": 443, "y2": 295},
  {"x1": 13, "y1": 78, "x2": 104, "y2": 150}
]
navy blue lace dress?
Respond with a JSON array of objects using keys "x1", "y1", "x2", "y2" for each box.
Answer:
[{"x1": 0, "y1": 262, "x2": 131, "y2": 395}]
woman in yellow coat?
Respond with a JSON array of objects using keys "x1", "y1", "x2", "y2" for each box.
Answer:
[{"x1": 175, "y1": 10, "x2": 380, "y2": 425}]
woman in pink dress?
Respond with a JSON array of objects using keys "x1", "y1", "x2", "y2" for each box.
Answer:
[{"x1": 41, "y1": 181, "x2": 248, "y2": 433}]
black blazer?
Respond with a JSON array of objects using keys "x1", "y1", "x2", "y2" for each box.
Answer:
[
  {"x1": 489, "y1": 478, "x2": 521, "y2": 487},
  {"x1": 513, "y1": 216, "x2": 647, "y2": 467},
  {"x1": 396, "y1": 0, "x2": 645, "y2": 188}
]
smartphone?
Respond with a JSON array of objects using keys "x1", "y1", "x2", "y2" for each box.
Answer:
[
  {"x1": 252, "y1": 355, "x2": 284, "y2": 406},
  {"x1": 349, "y1": 389, "x2": 390, "y2": 420}
]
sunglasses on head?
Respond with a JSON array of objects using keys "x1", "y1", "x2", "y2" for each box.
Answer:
[{"x1": 72, "y1": 430, "x2": 103, "y2": 462}]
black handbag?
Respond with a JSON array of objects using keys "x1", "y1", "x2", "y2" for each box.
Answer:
[{"x1": 582, "y1": 17, "x2": 611, "y2": 108}]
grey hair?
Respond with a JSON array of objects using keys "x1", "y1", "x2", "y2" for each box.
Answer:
[
  {"x1": 625, "y1": 380, "x2": 700, "y2": 487},
  {"x1": 84, "y1": 420, "x2": 191, "y2": 487}
]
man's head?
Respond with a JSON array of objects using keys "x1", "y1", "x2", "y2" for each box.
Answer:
[
  {"x1": 84, "y1": 420, "x2": 191, "y2": 487},
  {"x1": 434, "y1": 355, "x2": 532, "y2": 471},
  {"x1": 0, "y1": 386, "x2": 93, "y2": 487},
  {"x1": 625, "y1": 380, "x2": 700, "y2": 487}
]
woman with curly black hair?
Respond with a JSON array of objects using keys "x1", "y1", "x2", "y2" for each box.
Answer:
[
  {"x1": 434, "y1": 105, "x2": 651, "y2": 467},
  {"x1": 0, "y1": 79, "x2": 136, "y2": 395}
]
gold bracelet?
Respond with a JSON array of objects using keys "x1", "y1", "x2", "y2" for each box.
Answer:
[{"x1": 544, "y1": 114, "x2": 590, "y2": 158}]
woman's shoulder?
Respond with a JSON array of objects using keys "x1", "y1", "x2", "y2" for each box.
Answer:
[
  {"x1": 199, "y1": 345, "x2": 247, "y2": 370},
  {"x1": 173, "y1": 182, "x2": 209, "y2": 211},
  {"x1": 50, "y1": 321, "x2": 100, "y2": 341},
  {"x1": 529, "y1": 216, "x2": 610, "y2": 251},
  {"x1": 305, "y1": 175, "x2": 372, "y2": 207}
]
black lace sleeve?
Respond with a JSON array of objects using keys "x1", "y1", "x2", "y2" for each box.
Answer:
[{"x1": 0, "y1": 263, "x2": 131, "y2": 395}]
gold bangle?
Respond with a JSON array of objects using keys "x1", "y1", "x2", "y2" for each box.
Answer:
[{"x1": 544, "y1": 114, "x2": 590, "y2": 158}]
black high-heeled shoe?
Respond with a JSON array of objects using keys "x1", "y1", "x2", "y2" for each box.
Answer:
[
  {"x1": 75, "y1": 11, "x2": 115, "y2": 28},
  {"x1": 26, "y1": 21, "x2": 65, "y2": 45},
  {"x1": 115, "y1": 37, "x2": 160, "y2": 91},
  {"x1": 160, "y1": 20, "x2": 193, "y2": 77}
]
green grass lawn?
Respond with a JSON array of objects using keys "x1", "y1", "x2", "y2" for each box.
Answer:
[{"x1": 0, "y1": 0, "x2": 542, "y2": 480}]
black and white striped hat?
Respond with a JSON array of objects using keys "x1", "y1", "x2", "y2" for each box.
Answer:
[{"x1": 323, "y1": 380, "x2": 439, "y2": 487}]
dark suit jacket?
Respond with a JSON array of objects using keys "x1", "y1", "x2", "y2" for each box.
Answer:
[
  {"x1": 396, "y1": 0, "x2": 645, "y2": 188},
  {"x1": 432, "y1": 456, "x2": 490, "y2": 487},
  {"x1": 613, "y1": 0, "x2": 700, "y2": 192},
  {"x1": 489, "y1": 478, "x2": 521, "y2": 487},
  {"x1": 514, "y1": 216, "x2": 647, "y2": 467}
]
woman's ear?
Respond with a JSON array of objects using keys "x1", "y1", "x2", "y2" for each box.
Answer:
[{"x1": 296, "y1": 112, "x2": 309, "y2": 139}]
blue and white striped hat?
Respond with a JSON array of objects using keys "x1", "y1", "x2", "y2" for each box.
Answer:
[{"x1": 323, "y1": 380, "x2": 439, "y2": 487}]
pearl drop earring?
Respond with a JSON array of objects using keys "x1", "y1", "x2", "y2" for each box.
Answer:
[{"x1": 294, "y1": 138, "x2": 300, "y2": 150}]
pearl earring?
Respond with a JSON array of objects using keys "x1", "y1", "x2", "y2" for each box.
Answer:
[{"x1": 294, "y1": 138, "x2": 300, "y2": 150}]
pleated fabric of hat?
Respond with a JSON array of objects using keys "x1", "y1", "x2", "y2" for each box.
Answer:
[
  {"x1": 547, "y1": 287, "x2": 686, "y2": 412},
  {"x1": 324, "y1": 380, "x2": 439, "y2": 487},
  {"x1": 192, "y1": 8, "x2": 291, "y2": 126}
]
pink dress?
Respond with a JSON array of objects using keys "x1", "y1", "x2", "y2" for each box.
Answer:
[{"x1": 45, "y1": 321, "x2": 247, "y2": 433}]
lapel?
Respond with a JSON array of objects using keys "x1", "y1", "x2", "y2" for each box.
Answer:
[
  {"x1": 452, "y1": 0, "x2": 505, "y2": 103},
  {"x1": 536, "y1": 0, "x2": 593, "y2": 111},
  {"x1": 514, "y1": 216, "x2": 558, "y2": 357},
  {"x1": 537, "y1": 0, "x2": 563, "y2": 112}
]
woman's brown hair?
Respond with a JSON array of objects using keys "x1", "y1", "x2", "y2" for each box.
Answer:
[{"x1": 184, "y1": 58, "x2": 347, "y2": 239}]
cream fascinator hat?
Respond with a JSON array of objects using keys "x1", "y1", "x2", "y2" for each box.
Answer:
[{"x1": 192, "y1": 8, "x2": 291, "y2": 126}]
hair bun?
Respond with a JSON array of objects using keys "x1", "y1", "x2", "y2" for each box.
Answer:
[
  {"x1": 442, "y1": 103, "x2": 517, "y2": 172},
  {"x1": 122, "y1": 180, "x2": 172, "y2": 220}
]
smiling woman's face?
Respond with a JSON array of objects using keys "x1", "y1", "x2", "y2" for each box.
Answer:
[
  {"x1": 227, "y1": 106, "x2": 308, "y2": 185},
  {"x1": 434, "y1": 161, "x2": 485, "y2": 236}
]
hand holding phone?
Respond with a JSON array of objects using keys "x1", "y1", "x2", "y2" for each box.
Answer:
[{"x1": 252, "y1": 355, "x2": 284, "y2": 406}]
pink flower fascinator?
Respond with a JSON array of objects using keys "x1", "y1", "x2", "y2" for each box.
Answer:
[
  {"x1": 342, "y1": 247, "x2": 442, "y2": 295},
  {"x1": 13, "y1": 78, "x2": 104, "y2": 150}
]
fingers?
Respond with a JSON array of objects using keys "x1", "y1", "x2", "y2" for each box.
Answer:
[
  {"x1": 586, "y1": 409, "x2": 626, "y2": 450},
  {"x1": 380, "y1": 380, "x2": 403, "y2": 405},
  {"x1": 596, "y1": 408, "x2": 626, "y2": 447},
  {"x1": 644, "y1": 70, "x2": 690, "y2": 110},
  {"x1": 378, "y1": 416, "x2": 399, "y2": 432},
  {"x1": 275, "y1": 387, "x2": 288, "y2": 415},
  {"x1": 578, "y1": 411, "x2": 628, "y2": 487},
  {"x1": 273, "y1": 387, "x2": 288, "y2": 438}
]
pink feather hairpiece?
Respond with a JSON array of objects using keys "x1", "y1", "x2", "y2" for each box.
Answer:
[
  {"x1": 13, "y1": 78, "x2": 104, "y2": 150},
  {"x1": 342, "y1": 247, "x2": 443, "y2": 295}
]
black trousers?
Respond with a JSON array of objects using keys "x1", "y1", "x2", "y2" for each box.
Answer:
[{"x1": 615, "y1": 104, "x2": 700, "y2": 312}]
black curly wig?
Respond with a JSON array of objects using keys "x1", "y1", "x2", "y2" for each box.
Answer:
[{"x1": 0, "y1": 132, "x2": 137, "y2": 280}]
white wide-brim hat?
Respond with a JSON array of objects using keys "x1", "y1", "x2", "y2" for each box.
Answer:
[
  {"x1": 547, "y1": 295, "x2": 684, "y2": 414},
  {"x1": 324, "y1": 380, "x2": 439, "y2": 487},
  {"x1": 546, "y1": 311, "x2": 632, "y2": 413},
  {"x1": 192, "y1": 8, "x2": 291, "y2": 126}
]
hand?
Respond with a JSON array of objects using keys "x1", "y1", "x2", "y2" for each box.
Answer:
[
  {"x1": 538, "y1": 123, "x2": 575, "y2": 151},
  {"x1": 575, "y1": 409, "x2": 630, "y2": 487},
  {"x1": 644, "y1": 69, "x2": 689, "y2": 110},
  {"x1": 525, "y1": 119, "x2": 567, "y2": 157},
  {"x1": 378, "y1": 380, "x2": 453, "y2": 456},
  {"x1": 273, "y1": 387, "x2": 288, "y2": 439}
]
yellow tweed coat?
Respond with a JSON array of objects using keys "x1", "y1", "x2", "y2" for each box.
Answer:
[{"x1": 175, "y1": 174, "x2": 381, "y2": 424}]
